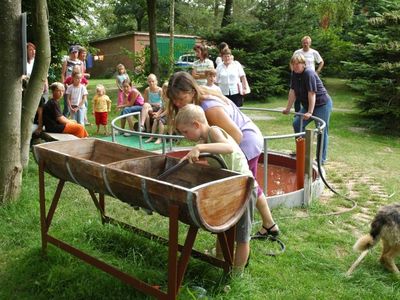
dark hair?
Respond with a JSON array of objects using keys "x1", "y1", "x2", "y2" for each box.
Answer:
[
  {"x1": 193, "y1": 44, "x2": 208, "y2": 60},
  {"x1": 218, "y1": 42, "x2": 228, "y2": 52}
]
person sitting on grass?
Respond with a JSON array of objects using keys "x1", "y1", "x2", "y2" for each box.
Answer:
[
  {"x1": 175, "y1": 104, "x2": 256, "y2": 273},
  {"x1": 92, "y1": 84, "x2": 112, "y2": 135},
  {"x1": 42, "y1": 82, "x2": 88, "y2": 138}
]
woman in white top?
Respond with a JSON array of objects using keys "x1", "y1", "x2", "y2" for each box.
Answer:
[
  {"x1": 191, "y1": 44, "x2": 214, "y2": 86},
  {"x1": 216, "y1": 48, "x2": 248, "y2": 107}
]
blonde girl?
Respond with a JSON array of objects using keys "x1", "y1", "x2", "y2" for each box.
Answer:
[
  {"x1": 116, "y1": 64, "x2": 130, "y2": 106},
  {"x1": 140, "y1": 73, "x2": 162, "y2": 131},
  {"x1": 92, "y1": 84, "x2": 112, "y2": 135},
  {"x1": 145, "y1": 82, "x2": 170, "y2": 144}
]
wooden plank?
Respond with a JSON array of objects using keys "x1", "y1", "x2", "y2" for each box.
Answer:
[{"x1": 41, "y1": 132, "x2": 79, "y2": 142}]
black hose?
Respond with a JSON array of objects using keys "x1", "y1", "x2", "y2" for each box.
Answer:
[{"x1": 157, "y1": 153, "x2": 227, "y2": 180}]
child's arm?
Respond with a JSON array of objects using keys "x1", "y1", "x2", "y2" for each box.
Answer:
[
  {"x1": 116, "y1": 77, "x2": 122, "y2": 91},
  {"x1": 79, "y1": 94, "x2": 87, "y2": 108},
  {"x1": 182, "y1": 127, "x2": 233, "y2": 163},
  {"x1": 67, "y1": 92, "x2": 73, "y2": 111},
  {"x1": 92, "y1": 96, "x2": 96, "y2": 114},
  {"x1": 107, "y1": 97, "x2": 112, "y2": 111}
]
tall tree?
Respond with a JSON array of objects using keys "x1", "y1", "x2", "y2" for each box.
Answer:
[
  {"x1": 147, "y1": 0, "x2": 159, "y2": 77},
  {"x1": 221, "y1": 0, "x2": 233, "y2": 27},
  {"x1": 113, "y1": 0, "x2": 146, "y2": 32},
  {"x1": 343, "y1": 0, "x2": 400, "y2": 131},
  {"x1": 0, "y1": 0, "x2": 50, "y2": 203},
  {"x1": 21, "y1": 0, "x2": 51, "y2": 168}
]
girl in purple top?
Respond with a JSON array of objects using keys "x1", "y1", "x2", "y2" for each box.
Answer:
[{"x1": 167, "y1": 71, "x2": 279, "y2": 238}]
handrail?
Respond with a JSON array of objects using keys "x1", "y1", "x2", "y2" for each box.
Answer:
[
  {"x1": 239, "y1": 108, "x2": 326, "y2": 195},
  {"x1": 110, "y1": 108, "x2": 326, "y2": 195}
]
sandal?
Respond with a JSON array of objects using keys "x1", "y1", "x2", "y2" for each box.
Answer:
[{"x1": 252, "y1": 224, "x2": 280, "y2": 239}]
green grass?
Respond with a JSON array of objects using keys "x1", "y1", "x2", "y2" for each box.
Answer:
[{"x1": 1, "y1": 78, "x2": 400, "y2": 299}]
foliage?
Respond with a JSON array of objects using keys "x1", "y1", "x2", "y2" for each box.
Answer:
[
  {"x1": 342, "y1": 0, "x2": 400, "y2": 131},
  {"x1": 22, "y1": 0, "x2": 94, "y2": 81}
]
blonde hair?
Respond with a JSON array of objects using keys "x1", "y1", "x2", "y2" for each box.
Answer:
[
  {"x1": 96, "y1": 84, "x2": 106, "y2": 94},
  {"x1": 291, "y1": 53, "x2": 307, "y2": 65},
  {"x1": 50, "y1": 82, "x2": 65, "y2": 92},
  {"x1": 147, "y1": 73, "x2": 158, "y2": 83},
  {"x1": 205, "y1": 69, "x2": 217, "y2": 76},
  {"x1": 72, "y1": 70, "x2": 83, "y2": 78},
  {"x1": 175, "y1": 104, "x2": 207, "y2": 127},
  {"x1": 116, "y1": 64, "x2": 126, "y2": 73},
  {"x1": 301, "y1": 35, "x2": 312, "y2": 43},
  {"x1": 161, "y1": 81, "x2": 169, "y2": 99},
  {"x1": 167, "y1": 72, "x2": 227, "y2": 125}
]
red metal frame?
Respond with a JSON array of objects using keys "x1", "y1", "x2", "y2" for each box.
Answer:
[{"x1": 38, "y1": 159, "x2": 236, "y2": 299}]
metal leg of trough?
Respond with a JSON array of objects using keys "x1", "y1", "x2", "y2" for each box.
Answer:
[
  {"x1": 39, "y1": 159, "x2": 47, "y2": 253},
  {"x1": 168, "y1": 204, "x2": 180, "y2": 299},
  {"x1": 39, "y1": 160, "x2": 65, "y2": 254},
  {"x1": 217, "y1": 226, "x2": 236, "y2": 272},
  {"x1": 176, "y1": 226, "x2": 198, "y2": 291},
  {"x1": 99, "y1": 193, "x2": 106, "y2": 223},
  {"x1": 87, "y1": 190, "x2": 106, "y2": 223},
  {"x1": 46, "y1": 180, "x2": 65, "y2": 228}
]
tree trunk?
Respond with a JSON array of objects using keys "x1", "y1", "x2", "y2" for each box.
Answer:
[
  {"x1": 147, "y1": 0, "x2": 159, "y2": 77},
  {"x1": 221, "y1": 0, "x2": 233, "y2": 27},
  {"x1": 20, "y1": 0, "x2": 51, "y2": 168},
  {"x1": 169, "y1": 0, "x2": 175, "y2": 77},
  {"x1": 0, "y1": 1, "x2": 23, "y2": 203}
]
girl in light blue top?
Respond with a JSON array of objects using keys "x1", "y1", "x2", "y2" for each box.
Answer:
[{"x1": 141, "y1": 73, "x2": 162, "y2": 130}]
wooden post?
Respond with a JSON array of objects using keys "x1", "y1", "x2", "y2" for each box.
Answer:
[{"x1": 303, "y1": 129, "x2": 314, "y2": 206}]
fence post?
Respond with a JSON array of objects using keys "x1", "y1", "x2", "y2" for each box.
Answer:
[{"x1": 303, "y1": 129, "x2": 314, "y2": 206}]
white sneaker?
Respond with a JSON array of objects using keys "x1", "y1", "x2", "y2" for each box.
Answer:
[{"x1": 123, "y1": 132, "x2": 133, "y2": 137}]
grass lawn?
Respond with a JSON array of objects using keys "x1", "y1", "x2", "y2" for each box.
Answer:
[{"x1": 0, "y1": 78, "x2": 399, "y2": 299}]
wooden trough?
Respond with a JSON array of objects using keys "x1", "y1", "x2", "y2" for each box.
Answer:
[{"x1": 34, "y1": 138, "x2": 254, "y2": 299}]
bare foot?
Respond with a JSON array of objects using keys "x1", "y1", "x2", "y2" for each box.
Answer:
[
  {"x1": 145, "y1": 137, "x2": 154, "y2": 143},
  {"x1": 154, "y1": 138, "x2": 162, "y2": 144}
]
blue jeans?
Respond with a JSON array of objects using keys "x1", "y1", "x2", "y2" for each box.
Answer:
[
  {"x1": 293, "y1": 97, "x2": 333, "y2": 163},
  {"x1": 70, "y1": 106, "x2": 85, "y2": 125},
  {"x1": 121, "y1": 105, "x2": 143, "y2": 115}
]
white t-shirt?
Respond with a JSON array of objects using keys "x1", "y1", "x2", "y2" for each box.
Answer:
[
  {"x1": 27, "y1": 59, "x2": 34, "y2": 77},
  {"x1": 66, "y1": 84, "x2": 88, "y2": 106},
  {"x1": 293, "y1": 48, "x2": 323, "y2": 71},
  {"x1": 216, "y1": 61, "x2": 245, "y2": 96}
]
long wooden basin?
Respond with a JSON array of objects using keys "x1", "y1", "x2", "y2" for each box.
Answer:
[
  {"x1": 33, "y1": 139, "x2": 254, "y2": 233},
  {"x1": 33, "y1": 138, "x2": 157, "y2": 194}
]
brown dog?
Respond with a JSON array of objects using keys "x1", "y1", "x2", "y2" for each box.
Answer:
[{"x1": 353, "y1": 203, "x2": 400, "y2": 274}]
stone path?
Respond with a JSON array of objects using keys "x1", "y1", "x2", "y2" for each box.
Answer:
[{"x1": 319, "y1": 161, "x2": 390, "y2": 234}]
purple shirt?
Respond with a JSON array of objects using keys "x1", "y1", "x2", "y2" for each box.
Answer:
[{"x1": 200, "y1": 98, "x2": 263, "y2": 160}]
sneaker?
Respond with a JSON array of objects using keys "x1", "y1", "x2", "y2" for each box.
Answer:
[{"x1": 123, "y1": 132, "x2": 133, "y2": 137}]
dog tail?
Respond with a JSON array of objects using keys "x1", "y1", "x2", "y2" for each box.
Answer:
[
  {"x1": 354, "y1": 210, "x2": 386, "y2": 252},
  {"x1": 353, "y1": 234, "x2": 377, "y2": 251}
]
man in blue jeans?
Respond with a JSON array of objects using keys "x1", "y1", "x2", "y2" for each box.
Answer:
[{"x1": 283, "y1": 53, "x2": 332, "y2": 164}]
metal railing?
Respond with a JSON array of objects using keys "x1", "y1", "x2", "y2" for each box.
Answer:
[{"x1": 110, "y1": 108, "x2": 326, "y2": 195}]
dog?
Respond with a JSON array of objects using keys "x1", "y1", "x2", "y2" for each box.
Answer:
[{"x1": 352, "y1": 203, "x2": 400, "y2": 274}]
